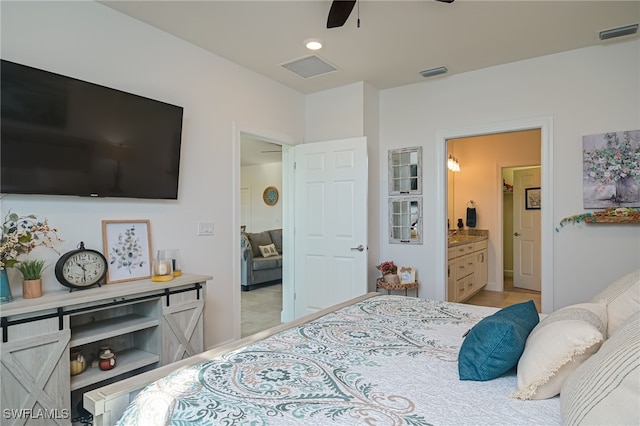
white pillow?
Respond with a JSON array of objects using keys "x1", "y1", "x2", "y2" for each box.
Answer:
[
  {"x1": 590, "y1": 269, "x2": 640, "y2": 337},
  {"x1": 561, "y1": 311, "x2": 640, "y2": 426},
  {"x1": 258, "y1": 243, "x2": 278, "y2": 258},
  {"x1": 511, "y1": 302, "x2": 607, "y2": 400}
]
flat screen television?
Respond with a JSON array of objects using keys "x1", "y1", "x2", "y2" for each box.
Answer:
[{"x1": 1, "y1": 59, "x2": 183, "y2": 199}]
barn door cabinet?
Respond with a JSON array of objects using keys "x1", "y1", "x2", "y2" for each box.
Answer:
[{"x1": 0, "y1": 274, "x2": 210, "y2": 425}]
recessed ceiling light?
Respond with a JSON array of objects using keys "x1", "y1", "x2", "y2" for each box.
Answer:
[{"x1": 305, "y1": 39, "x2": 323, "y2": 50}]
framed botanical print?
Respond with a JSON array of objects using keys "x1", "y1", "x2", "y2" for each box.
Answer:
[{"x1": 102, "y1": 219, "x2": 152, "y2": 284}]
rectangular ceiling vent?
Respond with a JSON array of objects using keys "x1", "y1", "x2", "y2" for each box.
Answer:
[{"x1": 281, "y1": 55, "x2": 338, "y2": 79}]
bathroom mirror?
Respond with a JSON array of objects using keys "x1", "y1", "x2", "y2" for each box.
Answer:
[
  {"x1": 389, "y1": 197, "x2": 423, "y2": 244},
  {"x1": 388, "y1": 147, "x2": 422, "y2": 195}
]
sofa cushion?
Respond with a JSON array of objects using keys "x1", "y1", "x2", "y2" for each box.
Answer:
[
  {"x1": 458, "y1": 300, "x2": 539, "y2": 381},
  {"x1": 561, "y1": 311, "x2": 640, "y2": 426},
  {"x1": 252, "y1": 256, "x2": 282, "y2": 271},
  {"x1": 269, "y1": 229, "x2": 283, "y2": 253},
  {"x1": 259, "y1": 243, "x2": 279, "y2": 258},
  {"x1": 246, "y1": 231, "x2": 273, "y2": 258},
  {"x1": 511, "y1": 302, "x2": 607, "y2": 400},
  {"x1": 590, "y1": 269, "x2": 640, "y2": 337}
]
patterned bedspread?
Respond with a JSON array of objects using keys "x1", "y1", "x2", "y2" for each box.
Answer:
[{"x1": 117, "y1": 296, "x2": 561, "y2": 425}]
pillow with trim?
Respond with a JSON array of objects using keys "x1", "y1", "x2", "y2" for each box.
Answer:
[
  {"x1": 458, "y1": 300, "x2": 539, "y2": 381},
  {"x1": 511, "y1": 302, "x2": 607, "y2": 400}
]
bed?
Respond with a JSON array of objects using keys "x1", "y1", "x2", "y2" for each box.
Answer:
[{"x1": 86, "y1": 293, "x2": 564, "y2": 425}]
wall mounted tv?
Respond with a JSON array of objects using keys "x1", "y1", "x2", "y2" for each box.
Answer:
[{"x1": 1, "y1": 59, "x2": 183, "y2": 200}]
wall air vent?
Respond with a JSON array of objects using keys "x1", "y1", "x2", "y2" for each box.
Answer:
[
  {"x1": 420, "y1": 66, "x2": 448, "y2": 78},
  {"x1": 599, "y1": 24, "x2": 638, "y2": 40},
  {"x1": 281, "y1": 55, "x2": 338, "y2": 78}
]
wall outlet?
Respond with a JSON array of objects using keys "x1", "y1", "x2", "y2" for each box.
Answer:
[{"x1": 197, "y1": 221, "x2": 214, "y2": 236}]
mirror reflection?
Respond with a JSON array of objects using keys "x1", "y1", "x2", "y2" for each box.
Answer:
[
  {"x1": 389, "y1": 147, "x2": 422, "y2": 195},
  {"x1": 389, "y1": 197, "x2": 422, "y2": 244}
]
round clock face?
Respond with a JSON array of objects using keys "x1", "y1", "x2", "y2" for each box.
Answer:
[{"x1": 56, "y1": 246, "x2": 108, "y2": 289}]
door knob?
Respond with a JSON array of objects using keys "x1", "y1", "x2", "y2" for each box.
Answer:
[
  {"x1": 514, "y1": 232, "x2": 521, "y2": 236},
  {"x1": 350, "y1": 245, "x2": 365, "y2": 252}
]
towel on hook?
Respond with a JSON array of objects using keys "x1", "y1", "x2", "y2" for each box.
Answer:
[{"x1": 466, "y1": 200, "x2": 477, "y2": 228}]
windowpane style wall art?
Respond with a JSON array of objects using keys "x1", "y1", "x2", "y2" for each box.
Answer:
[{"x1": 388, "y1": 147, "x2": 423, "y2": 244}]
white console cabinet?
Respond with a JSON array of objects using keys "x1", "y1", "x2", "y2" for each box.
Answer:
[{"x1": 0, "y1": 274, "x2": 210, "y2": 425}]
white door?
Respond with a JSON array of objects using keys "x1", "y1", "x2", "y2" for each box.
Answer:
[
  {"x1": 513, "y1": 167, "x2": 541, "y2": 291},
  {"x1": 294, "y1": 137, "x2": 368, "y2": 318}
]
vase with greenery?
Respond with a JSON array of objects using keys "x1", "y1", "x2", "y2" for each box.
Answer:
[
  {"x1": 17, "y1": 259, "x2": 46, "y2": 299},
  {"x1": 0, "y1": 211, "x2": 62, "y2": 302}
]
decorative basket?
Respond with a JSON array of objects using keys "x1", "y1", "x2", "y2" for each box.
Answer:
[
  {"x1": 586, "y1": 216, "x2": 640, "y2": 224},
  {"x1": 376, "y1": 277, "x2": 419, "y2": 291}
]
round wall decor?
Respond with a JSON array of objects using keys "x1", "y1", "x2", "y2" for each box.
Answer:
[{"x1": 263, "y1": 186, "x2": 279, "y2": 206}]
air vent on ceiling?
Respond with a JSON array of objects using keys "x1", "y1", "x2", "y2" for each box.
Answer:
[{"x1": 281, "y1": 55, "x2": 338, "y2": 78}]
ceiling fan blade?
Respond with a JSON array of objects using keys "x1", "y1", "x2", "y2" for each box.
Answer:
[
  {"x1": 436, "y1": 0, "x2": 455, "y2": 3},
  {"x1": 327, "y1": 0, "x2": 357, "y2": 28}
]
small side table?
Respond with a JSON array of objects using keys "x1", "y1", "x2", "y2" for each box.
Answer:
[{"x1": 376, "y1": 277, "x2": 419, "y2": 297}]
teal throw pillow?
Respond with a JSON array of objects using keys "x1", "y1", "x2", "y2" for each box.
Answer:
[{"x1": 458, "y1": 300, "x2": 539, "y2": 381}]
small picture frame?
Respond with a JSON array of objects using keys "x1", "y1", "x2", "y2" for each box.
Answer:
[
  {"x1": 525, "y1": 187, "x2": 541, "y2": 210},
  {"x1": 102, "y1": 220, "x2": 152, "y2": 284},
  {"x1": 397, "y1": 266, "x2": 416, "y2": 284}
]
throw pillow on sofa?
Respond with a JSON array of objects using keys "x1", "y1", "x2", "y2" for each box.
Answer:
[
  {"x1": 511, "y1": 302, "x2": 607, "y2": 400},
  {"x1": 259, "y1": 243, "x2": 278, "y2": 258},
  {"x1": 246, "y1": 231, "x2": 273, "y2": 258}
]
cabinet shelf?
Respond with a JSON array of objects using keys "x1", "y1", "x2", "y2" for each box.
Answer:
[
  {"x1": 70, "y1": 347, "x2": 159, "y2": 391},
  {"x1": 71, "y1": 314, "x2": 159, "y2": 347}
]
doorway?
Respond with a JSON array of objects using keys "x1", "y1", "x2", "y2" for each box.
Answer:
[
  {"x1": 439, "y1": 116, "x2": 553, "y2": 313},
  {"x1": 237, "y1": 130, "x2": 290, "y2": 339}
]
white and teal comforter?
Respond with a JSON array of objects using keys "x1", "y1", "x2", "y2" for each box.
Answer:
[{"x1": 117, "y1": 295, "x2": 560, "y2": 425}]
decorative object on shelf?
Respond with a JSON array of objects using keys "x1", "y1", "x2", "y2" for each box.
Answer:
[
  {"x1": 17, "y1": 258, "x2": 46, "y2": 299},
  {"x1": 376, "y1": 260, "x2": 397, "y2": 276},
  {"x1": 583, "y1": 130, "x2": 640, "y2": 208},
  {"x1": 99, "y1": 352, "x2": 116, "y2": 371},
  {"x1": 55, "y1": 242, "x2": 108, "y2": 291},
  {"x1": 556, "y1": 207, "x2": 640, "y2": 231},
  {"x1": 525, "y1": 187, "x2": 541, "y2": 210},
  {"x1": 398, "y1": 266, "x2": 416, "y2": 285},
  {"x1": 151, "y1": 258, "x2": 174, "y2": 282},
  {"x1": 70, "y1": 350, "x2": 87, "y2": 376},
  {"x1": 263, "y1": 186, "x2": 279, "y2": 206},
  {"x1": 457, "y1": 218, "x2": 464, "y2": 229},
  {"x1": 102, "y1": 220, "x2": 152, "y2": 284},
  {"x1": 98, "y1": 345, "x2": 116, "y2": 361},
  {"x1": 157, "y1": 249, "x2": 182, "y2": 277},
  {"x1": 0, "y1": 211, "x2": 62, "y2": 303}
]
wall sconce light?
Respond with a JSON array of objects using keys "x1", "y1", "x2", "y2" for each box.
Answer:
[{"x1": 448, "y1": 155, "x2": 461, "y2": 172}]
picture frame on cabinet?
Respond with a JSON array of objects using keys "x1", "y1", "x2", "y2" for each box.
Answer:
[{"x1": 102, "y1": 219, "x2": 152, "y2": 284}]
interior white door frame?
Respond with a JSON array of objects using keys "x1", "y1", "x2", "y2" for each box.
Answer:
[
  {"x1": 232, "y1": 121, "x2": 296, "y2": 340},
  {"x1": 436, "y1": 116, "x2": 554, "y2": 313}
]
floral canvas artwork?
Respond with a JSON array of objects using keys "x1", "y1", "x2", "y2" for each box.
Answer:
[
  {"x1": 583, "y1": 130, "x2": 640, "y2": 208},
  {"x1": 102, "y1": 220, "x2": 151, "y2": 283}
]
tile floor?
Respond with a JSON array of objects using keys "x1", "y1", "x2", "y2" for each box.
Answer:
[
  {"x1": 240, "y1": 277, "x2": 541, "y2": 337},
  {"x1": 241, "y1": 282, "x2": 283, "y2": 337}
]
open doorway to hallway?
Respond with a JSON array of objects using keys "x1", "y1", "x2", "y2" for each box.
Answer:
[
  {"x1": 447, "y1": 129, "x2": 541, "y2": 311},
  {"x1": 240, "y1": 135, "x2": 284, "y2": 337}
]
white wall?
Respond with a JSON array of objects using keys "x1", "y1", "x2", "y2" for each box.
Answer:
[
  {"x1": 380, "y1": 39, "x2": 640, "y2": 309},
  {"x1": 240, "y1": 163, "x2": 283, "y2": 232},
  {"x1": 1, "y1": 1, "x2": 305, "y2": 349}
]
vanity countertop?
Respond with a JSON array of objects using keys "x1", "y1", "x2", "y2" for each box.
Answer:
[{"x1": 448, "y1": 229, "x2": 488, "y2": 247}]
